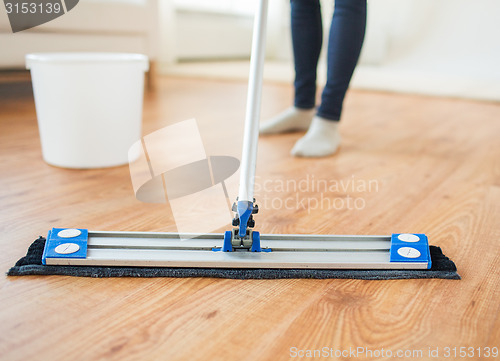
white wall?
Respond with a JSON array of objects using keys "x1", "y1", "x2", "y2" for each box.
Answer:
[
  {"x1": 351, "y1": 0, "x2": 500, "y2": 101},
  {"x1": 158, "y1": 0, "x2": 288, "y2": 63}
]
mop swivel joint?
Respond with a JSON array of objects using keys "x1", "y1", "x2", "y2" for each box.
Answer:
[
  {"x1": 235, "y1": 199, "x2": 257, "y2": 238},
  {"x1": 222, "y1": 198, "x2": 262, "y2": 252}
]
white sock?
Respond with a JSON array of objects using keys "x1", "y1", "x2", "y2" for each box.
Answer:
[
  {"x1": 291, "y1": 116, "x2": 341, "y2": 157},
  {"x1": 259, "y1": 107, "x2": 315, "y2": 134}
]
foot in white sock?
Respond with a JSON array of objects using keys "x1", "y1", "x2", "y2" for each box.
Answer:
[
  {"x1": 291, "y1": 116, "x2": 341, "y2": 157},
  {"x1": 259, "y1": 107, "x2": 315, "y2": 134}
]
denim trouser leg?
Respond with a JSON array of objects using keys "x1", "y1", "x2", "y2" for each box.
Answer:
[
  {"x1": 318, "y1": 0, "x2": 366, "y2": 121},
  {"x1": 291, "y1": 0, "x2": 323, "y2": 110},
  {"x1": 291, "y1": 0, "x2": 367, "y2": 121}
]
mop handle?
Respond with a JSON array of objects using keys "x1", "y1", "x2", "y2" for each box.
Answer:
[{"x1": 237, "y1": 0, "x2": 269, "y2": 203}]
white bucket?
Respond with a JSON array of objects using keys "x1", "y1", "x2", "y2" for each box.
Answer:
[{"x1": 26, "y1": 52, "x2": 149, "y2": 168}]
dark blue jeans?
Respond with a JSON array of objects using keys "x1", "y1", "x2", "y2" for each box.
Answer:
[{"x1": 291, "y1": 0, "x2": 366, "y2": 121}]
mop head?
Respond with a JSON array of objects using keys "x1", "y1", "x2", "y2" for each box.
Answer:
[{"x1": 7, "y1": 236, "x2": 460, "y2": 280}]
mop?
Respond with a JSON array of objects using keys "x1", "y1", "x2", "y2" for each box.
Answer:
[{"x1": 8, "y1": 0, "x2": 459, "y2": 279}]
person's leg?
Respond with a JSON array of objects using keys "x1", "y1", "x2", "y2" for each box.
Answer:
[
  {"x1": 318, "y1": 0, "x2": 366, "y2": 122},
  {"x1": 292, "y1": 0, "x2": 367, "y2": 157},
  {"x1": 260, "y1": 0, "x2": 322, "y2": 134},
  {"x1": 292, "y1": 0, "x2": 323, "y2": 111}
]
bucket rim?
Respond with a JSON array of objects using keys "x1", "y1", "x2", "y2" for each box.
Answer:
[{"x1": 26, "y1": 52, "x2": 149, "y2": 71}]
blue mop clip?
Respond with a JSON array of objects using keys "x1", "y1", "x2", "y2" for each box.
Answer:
[
  {"x1": 42, "y1": 228, "x2": 89, "y2": 265},
  {"x1": 389, "y1": 233, "x2": 432, "y2": 269}
]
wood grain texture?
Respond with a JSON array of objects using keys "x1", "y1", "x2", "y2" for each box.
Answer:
[{"x1": 0, "y1": 77, "x2": 499, "y2": 361}]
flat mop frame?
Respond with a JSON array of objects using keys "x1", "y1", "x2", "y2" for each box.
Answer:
[{"x1": 42, "y1": 0, "x2": 432, "y2": 270}]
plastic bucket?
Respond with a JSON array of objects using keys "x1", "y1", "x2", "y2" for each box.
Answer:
[{"x1": 26, "y1": 52, "x2": 149, "y2": 168}]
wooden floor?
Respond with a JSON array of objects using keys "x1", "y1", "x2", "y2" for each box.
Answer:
[{"x1": 1, "y1": 77, "x2": 499, "y2": 361}]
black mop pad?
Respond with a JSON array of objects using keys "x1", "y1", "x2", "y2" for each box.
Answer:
[{"x1": 7, "y1": 236, "x2": 460, "y2": 280}]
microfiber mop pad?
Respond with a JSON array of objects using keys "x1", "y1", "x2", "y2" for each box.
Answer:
[{"x1": 7, "y1": 237, "x2": 460, "y2": 280}]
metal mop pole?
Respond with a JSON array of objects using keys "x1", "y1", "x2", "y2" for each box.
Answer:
[
  {"x1": 238, "y1": 0, "x2": 268, "y2": 204},
  {"x1": 231, "y1": 0, "x2": 269, "y2": 244}
]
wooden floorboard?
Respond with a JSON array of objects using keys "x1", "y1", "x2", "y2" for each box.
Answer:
[{"x1": 0, "y1": 77, "x2": 499, "y2": 361}]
